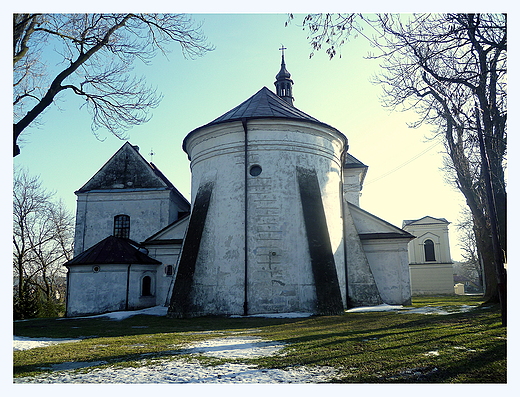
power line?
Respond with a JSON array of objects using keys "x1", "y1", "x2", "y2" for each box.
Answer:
[{"x1": 365, "y1": 140, "x2": 442, "y2": 185}]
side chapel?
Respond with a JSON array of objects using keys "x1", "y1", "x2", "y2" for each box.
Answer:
[{"x1": 64, "y1": 54, "x2": 415, "y2": 317}]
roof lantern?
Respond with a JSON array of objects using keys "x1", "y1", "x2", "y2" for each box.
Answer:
[{"x1": 274, "y1": 45, "x2": 294, "y2": 106}]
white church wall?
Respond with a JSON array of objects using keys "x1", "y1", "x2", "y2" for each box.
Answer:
[
  {"x1": 126, "y1": 265, "x2": 158, "y2": 309},
  {"x1": 409, "y1": 264, "x2": 455, "y2": 295},
  {"x1": 186, "y1": 122, "x2": 247, "y2": 315},
  {"x1": 360, "y1": 239, "x2": 412, "y2": 305},
  {"x1": 146, "y1": 244, "x2": 182, "y2": 306},
  {"x1": 66, "y1": 264, "x2": 129, "y2": 316},
  {"x1": 66, "y1": 264, "x2": 160, "y2": 317},
  {"x1": 183, "y1": 119, "x2": 346, "y2": 315},
  {"x1": 74, "y1": 189, "x2": 176, "y2": 255},
  {"x1": 343, "y1": 170, "x2": 363, "y2": 206}
]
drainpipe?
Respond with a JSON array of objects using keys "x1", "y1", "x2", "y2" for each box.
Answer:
[
  {"x1": 125, "y1": 264, "x2": 131, "y2": 310},
  {"x1": 340, "y1": 147, "x2": 350, "y2": 308},
  {"x1": 65, "y1": 267, "x2": 71, "y2": 317},
  {"x1": 241, "y1": 118, "x2": 249, "y2": 316}
]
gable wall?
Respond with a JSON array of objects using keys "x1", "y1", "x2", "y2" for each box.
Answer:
[
  {"x1": 404, "y1": 222, "x2": 452, "y2": 264},
  {"x1": 74, "y1": 189, "x2": 178, "y2": 255}
]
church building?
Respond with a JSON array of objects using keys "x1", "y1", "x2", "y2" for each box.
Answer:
[{"x1": 64, "y1": 54, "x2": 415, "y2": 317}]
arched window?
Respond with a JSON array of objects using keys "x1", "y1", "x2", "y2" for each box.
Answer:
[
  {"x1": 165, "y1": 265, "x2": 173, "y2": 276},
  {"x1": 424, "y1": 239, "x2": 436, "y2": 262},
  {"x1": 142, "y1": 275, "x2": 152, "y2": 296},
  {"x1": 114, "y1": 215, "x2": 130, "y2": 238}
]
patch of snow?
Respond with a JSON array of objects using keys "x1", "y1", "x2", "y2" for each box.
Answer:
[
  {"x1": 13, "y1": 336, "x2": 83, "y2": 351},
  {"x1": 182, "y1": 336, "x2": 286, "y2": 358},
  {"x1": 424, "y1": 351, "x2": 440, "y2": 357},
  {"x1": 14, "y1": 336, "x2": 337, "y2": 384},
  {"x1": 403, "y1": 305, "x2": 476, "y2": 315},
  {"x1": 75, "y1": 305, "x2": 169, "y2": 320},
  {"x1": 346, "y1": 304, "x2": 403, "y2": 313},
  {"x1": 230, "y1": 312, "x2": 314, "y2": 318},
  {"x1": 13, "y1": 359, "x2": 338, "y2": 384}
]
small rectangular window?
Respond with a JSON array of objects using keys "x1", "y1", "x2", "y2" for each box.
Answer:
[{"x1": 114, "y1": 214, "x2": 130, "y2": 238}]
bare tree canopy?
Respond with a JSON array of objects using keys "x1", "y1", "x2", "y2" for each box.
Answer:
[
  {"x1": 13, "y1": 13, "x2": 213, "y2": 157},
  {"x1": 13, "y1": 167, "x2": 75, "y2": 319},
  {"x1": 291, "y1": 13, "x2": 506, "y2": 306}
]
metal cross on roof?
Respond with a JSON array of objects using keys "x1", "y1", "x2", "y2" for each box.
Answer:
[{"x1": 279, "y1": 45, "x2": 287, "y2": 57}]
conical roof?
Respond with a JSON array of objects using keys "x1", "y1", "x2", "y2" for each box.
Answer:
[{"x1": 183, "y1": 87, "x2": 344, "y2": 152}]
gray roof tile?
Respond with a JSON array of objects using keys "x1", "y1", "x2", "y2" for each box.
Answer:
[
  {"x1": 64, "y1": 236, "x2": 161, "y2": 266},
  {"x1": 183, "y1": 87, "x2": 345, "y2": 152}
]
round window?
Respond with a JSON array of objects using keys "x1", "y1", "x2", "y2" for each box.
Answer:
[
  {"x1": 249, "y1": 165, "x2": 262, "y2": 177},
  {"x1": 93, "y1": 266, "x2": 100, "y2": 273}
]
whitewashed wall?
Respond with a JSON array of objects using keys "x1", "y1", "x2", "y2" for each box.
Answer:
[
  {"x1": 409, "y1": 264, "x2": 455, "y2": 295},
  {"x1": 361, "y1": 239, "x2": 412, "y2": 305},
  {"x1": 184, "y1": 119, "x2": 347, "y2": 315},
  {"x1": 66, "y1": 263, "x2": 159, "y2": 316},
  {"x1": 74, "y1": 189, "x2": 176, "y2": 255}
]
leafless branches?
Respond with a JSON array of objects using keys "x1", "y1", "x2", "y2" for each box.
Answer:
[
  {"x1": 13, "y1": 167, "x2": 75, "y2": 318},
  {"x1": 13, "y1": 13, "x2": 213, "y2": 156},
  {"x1": 294, "y1": 13, "x2": 506, "y2": 302}
]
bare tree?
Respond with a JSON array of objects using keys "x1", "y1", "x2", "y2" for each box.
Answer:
[
  {"x1": 13, "y1": 13, "x2": 213, "y2": 156},
  {"x1": 455, "y1": 207, "x2": 483, "y2": 290},
  {"x1": 290, "y1": 13, "x2": 506, "y2": 309},
  {"x1": 13, "y1": 167, "x2": 75, "y2": 319}
]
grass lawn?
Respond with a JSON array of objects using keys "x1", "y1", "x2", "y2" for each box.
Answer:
[{"x1": 13, "y1": 295, "x2": 506, "y2": 383}]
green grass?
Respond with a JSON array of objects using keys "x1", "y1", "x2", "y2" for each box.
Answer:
[{"x1": 13, "y1": 296, "x2": 506, "y2": 383}]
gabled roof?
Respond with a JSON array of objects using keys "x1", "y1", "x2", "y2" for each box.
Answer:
[
  {"x1": 344, "y1": 153, "x2": 368, "y2": 169},
  {"x1": 64, "y1": 236, "x2": 161, "y2": 266},
  {"x1": 348, "y1": 202, "x2": 415, "y2": 240},
  {"x1": 402, "y1": 216, "x2": 450, "y2": 228},
  {"x1": 144, "y1": 212, "x2": 190, "y2": 244},
  {"x1": 76, "y1": 142, "x2": 179, "y2": 194},
  {"x1": 183, "y1": 87, "x2": 345, "y2": 152}
]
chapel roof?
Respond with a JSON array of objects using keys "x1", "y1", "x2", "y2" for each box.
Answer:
[
  {"x1": 183, "y1": 86, "x2": 345, "y2": 152},
  {"x1": 348, "y1": 202, "x2": 415, "y2": 241},
  {"x1": 402, "y1": 216, "x2": 450, "y2": 227},
  {"x1": 64, "y1": 235, "x2": 161, "y2": 266},
  {"x1": 344, "y1": 153, "x2": 368, "y2": 169}
]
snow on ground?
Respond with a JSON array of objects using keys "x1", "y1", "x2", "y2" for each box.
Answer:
[
  {"x1": 13, "y1": 303, "x2": 478, "y2": 384},
  {"x1": 182, "y1": 336, "x2": 287, "y2": 358},
  {"x1": 14, "y1": 357, "x2": 338, "y2": 384},
  {"x1": 58, "y1": 304, "x2": 170, "y2": 321},
  {"x1": 13, "y1": 336, "x2": 83, "y2": 351},
  {"x1": 403, "y1": 305, "x2": 476, "y2": 315},
  {"x1": 346, "y1": 304, "x2": 404, "y2": 313},
  {"x1": 14, "y1": 335, "x2": 338, "y2": 384},
  {"x1": 346, "y1": 304, "x2": 477, "y2": 315}
]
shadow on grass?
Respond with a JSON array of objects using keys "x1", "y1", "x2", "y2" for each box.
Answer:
[
  {"x1": 14, "y1": 299, "x2": 505, "y2": 383},
  {"x1": 14, "y1": 313, "x2": 305, "y2": 339}
]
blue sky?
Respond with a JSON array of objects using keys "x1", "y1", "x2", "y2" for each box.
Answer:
[{"x1": 10, "y1": 11, "x2": 489, "y2": 261}]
